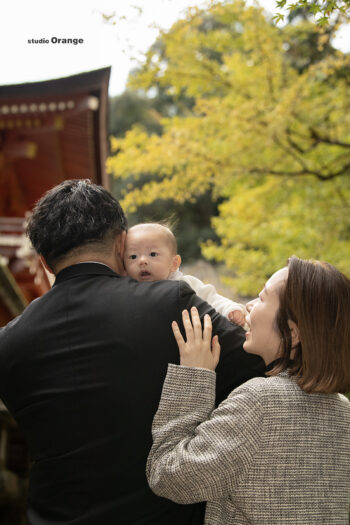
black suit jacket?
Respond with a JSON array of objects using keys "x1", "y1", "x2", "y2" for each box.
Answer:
[{"x1": 0, "y1": 263, "x2": 264, "y2": 524}]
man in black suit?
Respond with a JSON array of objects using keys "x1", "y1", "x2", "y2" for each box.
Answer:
[{"x1": 0, "y1": 180, "x2": 264, "y2": 524}]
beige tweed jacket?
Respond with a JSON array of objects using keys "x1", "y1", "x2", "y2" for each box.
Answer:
[{"x1": 147, "y1": 364, "x2": 350, "y2": 524}]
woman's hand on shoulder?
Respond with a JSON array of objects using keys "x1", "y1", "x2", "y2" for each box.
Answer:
[{"x1": 172, "y1": 307, "x2": 221, "y2": 371}]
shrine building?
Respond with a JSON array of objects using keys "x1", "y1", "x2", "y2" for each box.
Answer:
[{"x1": 0, "y1": 67, "x2": 111, "y2": 326}]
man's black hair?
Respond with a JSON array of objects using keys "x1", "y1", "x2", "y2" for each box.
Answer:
[{"x1": 27, "y1": 179, "x2": 127, "y2": 268}]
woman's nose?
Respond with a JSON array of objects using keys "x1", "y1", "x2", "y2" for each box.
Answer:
[{"x1": 246, "y1": 298, "x2": 258, "y2": 313}]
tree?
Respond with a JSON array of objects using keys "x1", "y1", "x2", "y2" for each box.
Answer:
[
  {"x1": 274, "y1": 0, "x2": 350, "y2": 26},
  {"x1": 109, "y1": 84, "x2": 194, "y2": 138},
  {"x1": 109, "y1": 91, "x2": 163, "y2": 138},
  {"x1": 107, "y1": 0, "x2": 350, "y2": 295},
  {"x1": 108, "y1": 80, "x2": 208, "y2": 262}
]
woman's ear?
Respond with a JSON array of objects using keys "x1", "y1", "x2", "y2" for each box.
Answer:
[
  {"x1": 288, "y1": 319, "x2": 300, "y2": 348},
  {"x1": 171, "y1": 254, "x2": 182, "y2": 272}
]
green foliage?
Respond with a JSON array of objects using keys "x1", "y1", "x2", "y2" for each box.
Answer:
[
  {"x1": 110, "y1": 175, "x2": 221, "y2": 261},
  {"x1": 282, "y1": 19, "x2": 337, "y2": 72},
  {"x1": 108, "y1": 88, "x2": 213, "y2": 262},
  {"x1": 109, "y1": 91, "x2": 163, "y2": 138},
  {"x1": 109, "y1": 87, "x2": 195, "y2": 139},
  {"x1": 107, "y1": 0, "x2": 350, "y2": 294},
  {"x1": 274, "y1": 0, "x2": 350, "y2": 24}
]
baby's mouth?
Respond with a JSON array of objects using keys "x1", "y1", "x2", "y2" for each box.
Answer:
[{"x1": 140, "y1": 271, "x2": 151, "y2": 278}]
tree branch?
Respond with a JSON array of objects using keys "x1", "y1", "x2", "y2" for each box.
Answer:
[
  {"x1": 310, "y1": 128, "x2": 350, "y2": 148},
  {"x1": 250, "y1": 161, "x2": 350, "y2": 180}
]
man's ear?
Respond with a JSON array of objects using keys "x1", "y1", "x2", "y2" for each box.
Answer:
[
  {"x1": 288, "y1": 319, "x2": 300, "y2": 348},
  {"x1": 171, "y1": 254, "x2": 181, "y2": 272},
  {"x1": 116, "y1": 230, "x2": 127, "y2": 256},
  {"x1": 39, "y1": 255, "x2": 54, "y2": 275},
  {"x1": 115, "y1": 230, "x2": 127, "y2": 273}
]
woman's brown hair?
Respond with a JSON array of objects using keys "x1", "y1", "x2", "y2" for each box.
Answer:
[{"x1": 268, "y1": 256, "x2": 350, "y2": 394}]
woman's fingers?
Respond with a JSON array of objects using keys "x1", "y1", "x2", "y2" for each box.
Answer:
[
  {"x1": 203, "y1": 314, "x2": 212, "y2": 347},
  {"x1": 190, "y1": 307, "x2": 202, "y2": 342},
  {"x1": 182, "y1": 310, "x2": 195, "y2": 345},
  {"x1": 182, "y1": 309, "x2": 214, "y2": 350},
  {"x1": 173, "y1": 310, "x2": 220, "y2": 371},
  {"x1": 211, "y1": 335, "x2": 221, "y2": 367},
  {"x1": 172, "y1": 321, "x2": 185, "y2": 352}
]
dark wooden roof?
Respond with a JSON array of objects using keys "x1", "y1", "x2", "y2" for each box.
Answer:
[
  {"x1": 0, "y1": 67, "x2": 111, "y2": 216},
  {"x1": 0, "y1": 68, "x2": 111, "y2": 99}
]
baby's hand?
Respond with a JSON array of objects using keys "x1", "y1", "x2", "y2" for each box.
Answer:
[{"x1": 228, "y1": 309, "x2": 246, "y2": 327}]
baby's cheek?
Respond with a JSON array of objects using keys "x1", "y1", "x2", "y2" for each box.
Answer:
[{"x1": 124, "y1": 261, "x2": 133, "y2": 275}]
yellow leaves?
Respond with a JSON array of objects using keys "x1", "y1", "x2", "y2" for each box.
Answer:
[
  {"x1": 202, "y1": 176, "x2": 350, "y2": 295},
  {"x1": 109, "y1": 136, "x2": 119, "y2": 153},
  {"x1": 108, "y1": 114, "x2": 221, "y2": 211},
  {"x1": 129, "y1": 1, "x2": 281, "y2": 99},
  {"x1": 120, "y1": 167, "x2": 214, "y2": 212},
  {"x1": 108, "y1": 0, "x2": 350, "y2": 293}
]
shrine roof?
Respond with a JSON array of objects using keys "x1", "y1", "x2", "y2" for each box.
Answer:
[
  {"x1": 0, "y1": 67, "x2": 111, "y2": 99},
  {"x1": 0, "y1": 67, "x2": 111, "y2": 217}
]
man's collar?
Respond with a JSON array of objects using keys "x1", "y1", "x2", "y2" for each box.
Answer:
[
  {"x1": 53, "y1": 262, "x2": 121, "y2": 286},
  {"x1": 73, "y1": 261, "x2": 112, "y2": 269}
]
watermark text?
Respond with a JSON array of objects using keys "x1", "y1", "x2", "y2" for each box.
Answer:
[{"x1": 28, "y1": 37, "x2": 84, "y2": 45}]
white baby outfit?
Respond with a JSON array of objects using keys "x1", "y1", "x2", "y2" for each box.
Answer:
[{"x1": 169, "y1": 269, "x2": 245, "y2": 320}]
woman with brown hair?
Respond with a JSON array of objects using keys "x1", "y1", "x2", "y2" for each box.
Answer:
[{"x1": 147, "y1": 256, "x2": 350, "y2": 524}]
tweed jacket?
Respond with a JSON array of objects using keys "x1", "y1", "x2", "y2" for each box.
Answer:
[{"x1": 147, "y1": 364, "x2": 350, "y2": 525}]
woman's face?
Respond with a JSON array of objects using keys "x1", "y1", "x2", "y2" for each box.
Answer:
[{"x1": 243, "y1": 267, "x2": 288, "y2": 366}]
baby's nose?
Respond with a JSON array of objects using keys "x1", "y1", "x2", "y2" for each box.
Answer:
[{"x1": 139, "y1": 255, "x2": 148, "y2": 264}]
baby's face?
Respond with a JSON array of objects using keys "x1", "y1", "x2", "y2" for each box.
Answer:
[{"x1": 124, "y1": 228, "x2": 179, "y2": 282}]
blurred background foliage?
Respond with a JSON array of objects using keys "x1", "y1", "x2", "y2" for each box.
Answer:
[{"x1": 107, "y1": 0, "x2": 350, "y2": 296}]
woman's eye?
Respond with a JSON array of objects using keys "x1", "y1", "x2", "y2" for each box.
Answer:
[{"x1": 150, "y1": 252, "x2": 158, "y2": 257}]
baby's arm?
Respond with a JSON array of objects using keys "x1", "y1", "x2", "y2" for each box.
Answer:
[{"x1": 180, "y1": 274, "x2": 246, "y2": 327}]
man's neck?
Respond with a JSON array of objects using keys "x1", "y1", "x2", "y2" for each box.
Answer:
[
  {"x1": 54, "y1": 255, "x2": 122, "y2": 276},
  {"x1": 47, "y1": 232, "x2": 126, "y2": 277}
]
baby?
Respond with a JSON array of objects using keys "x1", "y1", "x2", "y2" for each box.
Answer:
[{"x1": 124, "y1": 223, "x2": 246, "y2": 327}]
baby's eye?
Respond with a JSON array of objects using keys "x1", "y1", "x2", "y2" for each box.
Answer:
[
  {"x1": 128, "y1": 254, "x2": 137, "y2": 260},
  {"x1": 150, "y1": 252, "x2": 158, "y2": 257}
]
